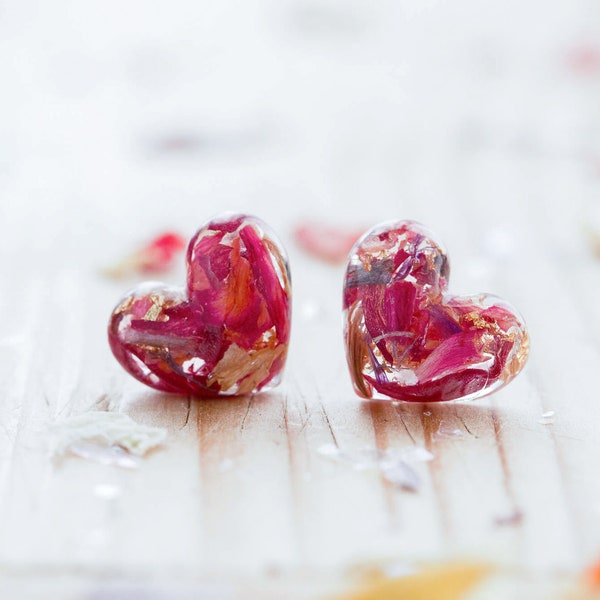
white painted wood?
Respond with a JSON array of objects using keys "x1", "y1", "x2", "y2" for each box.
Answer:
[{"x1": 0, "y1": 0, "x2": 598, "y2": 597}]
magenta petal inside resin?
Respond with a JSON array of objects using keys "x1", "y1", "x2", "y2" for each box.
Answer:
[
  {"x1": 108, "y1": 214, "x2": 292, "y2": 397},
  {"x1": 343, "y1": 220, "x2": 529, "y2": 402}
]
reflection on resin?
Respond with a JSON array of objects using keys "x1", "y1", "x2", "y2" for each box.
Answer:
[
  {"x1": 109, "y1": 214, "x2": 292, "y2": 397},
  {"x1": 343, "y1": 220, "x2": 529, "y2": 403}
]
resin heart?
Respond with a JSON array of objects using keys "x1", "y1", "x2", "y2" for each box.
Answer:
[
  {"x1": 343, "y1": 220, "x2": 529, "y2": 402},
  {"x1": 108, "y1": 214, "x2": 291, "y2": 397}
]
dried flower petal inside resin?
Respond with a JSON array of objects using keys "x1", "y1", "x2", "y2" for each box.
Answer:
[
  {"x1": 108, "y1": 214, "x2": 291, "y2": 397},
  {"x1": 293, "y1": 221, "x2": 364, "y2": 264},
  {"x1": 343, "y1": 220, "x2": 529, "y2": 402}
]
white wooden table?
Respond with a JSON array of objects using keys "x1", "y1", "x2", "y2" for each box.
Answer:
[{"x1": 1, "y1": 0, "x2": 599, "y2": 598}]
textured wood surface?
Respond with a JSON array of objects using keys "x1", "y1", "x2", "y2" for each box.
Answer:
[{"x1": 1, "y1": 0, "x2": 599, "y2": 598}]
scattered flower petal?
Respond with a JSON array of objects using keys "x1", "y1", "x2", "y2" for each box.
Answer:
[
  {"x1": 336, "y1": 562, "x2": 490, "y2": 600},
  {"x1": 51, "y1": 412, "x2": 167, "y2": 468},
  {"x1": 567, "y1": 45, "x2": 600, "y2": 76},
  {"x1": 382, "y1": 461, "x2": 420, "y2": 492},
  {"x1": 104, "y1": 231, "x2": 186, "y2": 278},
  {"x1": 294, "y1": 221, "x2": 364, "y2": 264},
  {"x1": 399, "y1": 446, "x2": 435, "y2": 462},
  {"x1": 68, "y1": 441, "x2": 140, "y2": 469},
  {"x1": 494, "y1": 509, "x2": 524, "y2": 527},
  {"x1": 585, "y1": 558, "x2": 600, "y2": 589}
]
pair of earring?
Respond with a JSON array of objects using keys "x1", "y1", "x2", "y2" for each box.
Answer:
[{"x1": 108, "y1": 213, "x2": 529, "y2": 404}]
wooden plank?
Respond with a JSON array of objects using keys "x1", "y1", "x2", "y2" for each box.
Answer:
[{"x1": 0, "y1": 0, "x2": 598, "y2": 596}]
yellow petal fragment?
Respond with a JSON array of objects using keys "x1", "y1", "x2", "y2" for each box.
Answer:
[
  {"x1": 335, "y1": 562, "x2": 490, "y2": 600},
  {"x1": 207, "y1": 343, "x2": 285, "y2": 395}
]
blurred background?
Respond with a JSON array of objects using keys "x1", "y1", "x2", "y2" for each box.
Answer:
[
  {"x1": 0, "y1": 0, "x2": 598, "y2": 268},
  {"x1": 1, "y1": 1, "x2": 600, "y2": 598}
]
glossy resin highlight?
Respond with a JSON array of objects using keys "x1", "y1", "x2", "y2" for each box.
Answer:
[
  {"x1": 343, "y1": 220, "x2": 529, "y2": 403},
  {"x1": 109, "y1": 214, "x2": 291, "y2": 397}
]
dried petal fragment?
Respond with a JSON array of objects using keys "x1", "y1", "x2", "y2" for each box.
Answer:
[
  {"x1": 294, "y1": 221, "x2": 364, "y2": 263},
  {"x1": 585, "y1": 558, "x2": 600, "y2": 589},
  {"x1": 104, "y1": 232, "x2": 186, "y2": 278},
  {"x1": 336, "y1": 562, "x2": 490, "y2": 600},
  {"x1": 51, "y1": 412, "x2": 167, "y2": 468},
  {"x1": 567, "y1": 45, "x2": 600, "y2": 76},
  {"x1": 493, "y1": 509, "x2": 524, "y2": 527},
  {"x1": 317, "y1": 443, "x2": 433, "y2": 493},
  {"x1": 108, "y1": 214, "x2": 291, "y2": 397},
  {"x1": 343, "y1": 220, "x2": 528, "y2": 402}
]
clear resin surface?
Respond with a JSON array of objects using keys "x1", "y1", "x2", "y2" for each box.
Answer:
[
  {"x1": 343, "y1": 220, "x2": 529, "y2": 402},
  {"x1": 109, "y1": 214, "x2": 291, "y2": 397}
]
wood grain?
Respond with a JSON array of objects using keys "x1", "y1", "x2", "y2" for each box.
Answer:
[{"x1": 0, "y1": 0, "x2": 599, "y2": 596}]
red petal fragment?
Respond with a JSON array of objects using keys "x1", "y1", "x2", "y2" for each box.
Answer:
[
  {"x1": 585, "y1": 558, "x2": 600, "y2": 589},
  {"x1": 294, "y1": 221, "x2": 364, "y2": 264},
  {"x1": 104, "y1": 232, "x2": 186, "y2": 278},
  {"x1": 567, "y1": 45, "x2": 600, "y2": 76}
]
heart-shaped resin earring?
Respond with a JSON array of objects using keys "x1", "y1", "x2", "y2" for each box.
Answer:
[
  {"x1": 108, "y1": 213, "x2": 291, "y2": 397},
  {"x1": 343, "y1": 220, "x2": 529, "y2": 403}
]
